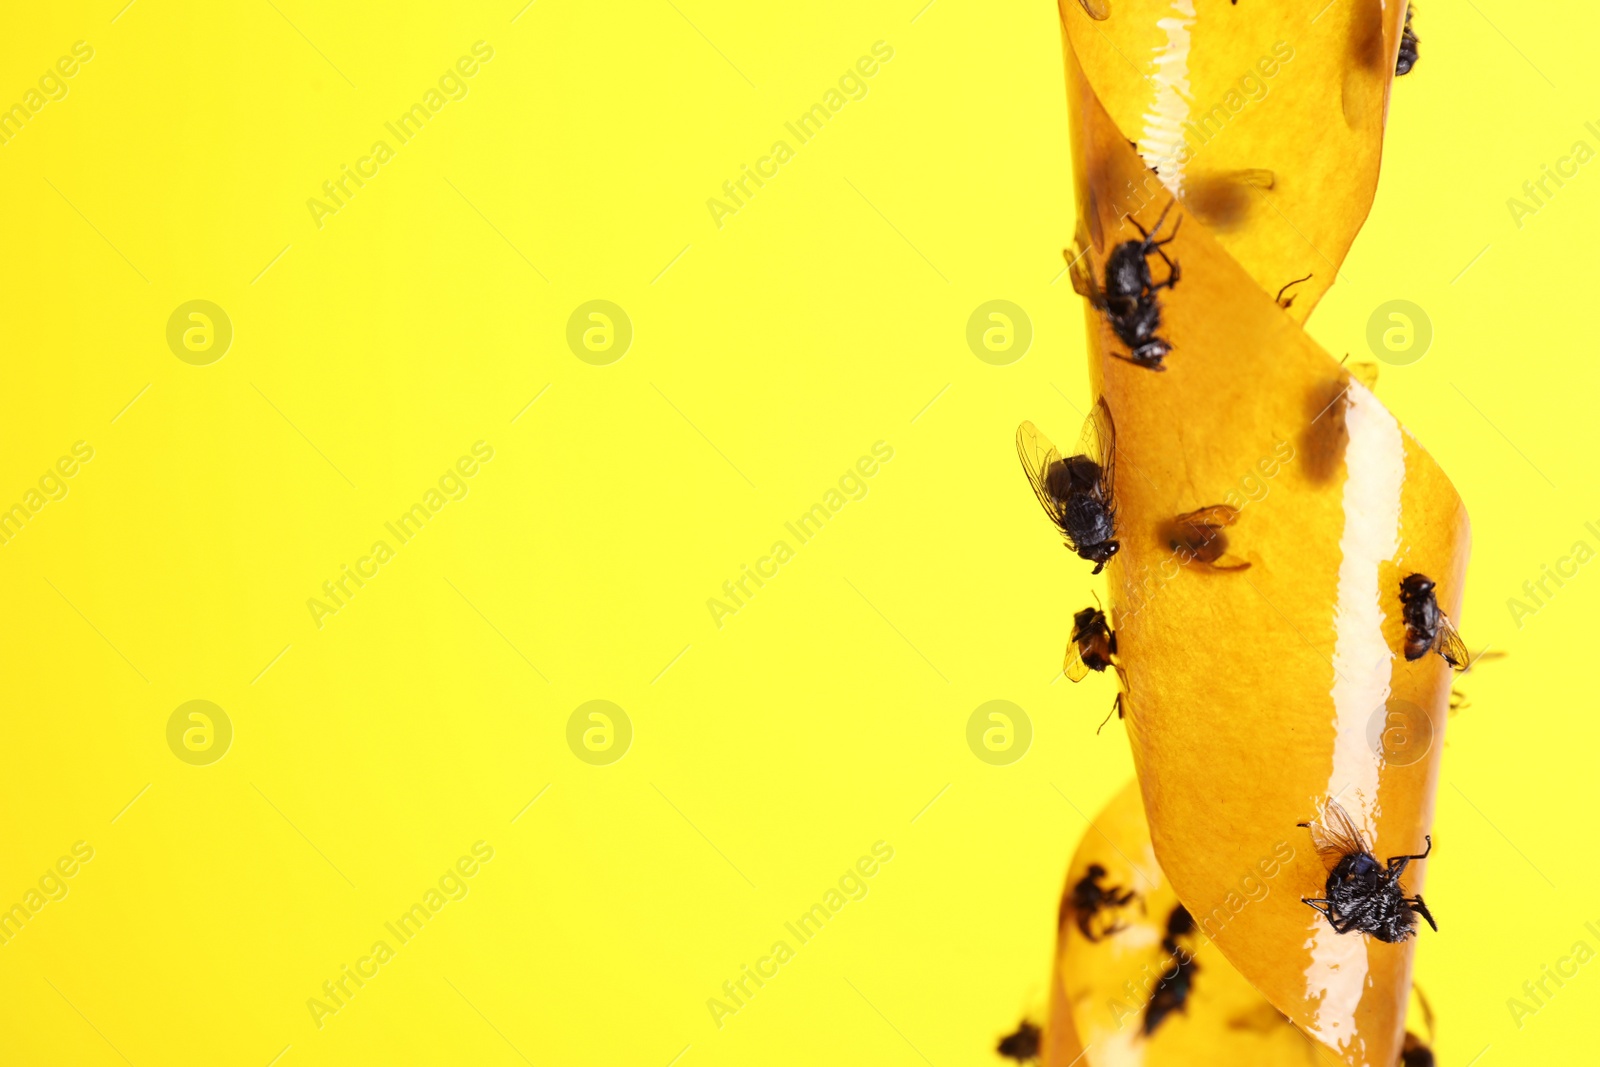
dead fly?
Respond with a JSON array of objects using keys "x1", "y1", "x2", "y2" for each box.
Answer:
[
  {"x1": 1396, "y1": 4, "x2": 1419, "y2": 75},
  {"x1": 1298, "y1": 800, "x2": 1437, "y2": 943},
  {"x1": 1276, "y1": 273, "x2": 1312, "y2": 309},
  {"x1": 1064, "y1": 862, "x2": 1138, "y2": 941},
  {"x1": 1167, "y1": 504, "x2": 1250, "y2": 571},
  {"x1": 1064, "y1": 600, "x2": 1117, "y2": 681},
  {"x1": 1017, "y1": 399, "x2": 1119, "y2": 573},
  {"x1": 1081, "y1": 200, "x2": 1181, "y2": 371},
  {"x1": 996, "y1": 1019, "x2": 1041, "y2": 1064},
  {"x1": 1399, "y1": 573, "x2": 1469, "y2": 669},
  {"x1": 1064, "y1": 598, "x2": 1129, "y2": 733},
  {"x1": 1401, "y1": 1032, "x2": 1436, "y2": 1067},
  {"x1": 1144, "y1": 905, "x2": 1201, "y2": 1036}
]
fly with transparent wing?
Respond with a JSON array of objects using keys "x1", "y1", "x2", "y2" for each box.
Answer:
[
  {"x1": 1017, "y1": 397, "x2": 1119, "y2": 574},
  {"x1": 1399, "y1": 573, "x2": 1470, "y2": 670},
  {"x1": 1064, "y1": 602, "x2": 1117, "y2": 682},
  {"x1": 1298, "y1": 799, "x2": 1437, "y2": 943}
]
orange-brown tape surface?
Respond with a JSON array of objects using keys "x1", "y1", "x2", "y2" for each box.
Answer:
[
  {"x1": 1061, "y1": 0, "x2": 1410, "y2": 318},
  {"x1": 1046, "y1": 3, "x2": 1467, "y2": 1066},
  {"x1": 1045, "y1": 781, "x2": 1330, "y2": 1065}
]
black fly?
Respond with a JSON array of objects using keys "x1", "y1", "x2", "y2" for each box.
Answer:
[
  {"x1": 996, "y1": 1019, "x2": 1041, "y2": 1063},
  {"x1": 1017, "y1": 398, "x2": 1119, "y2": 573},
  {"x1": 1064, "y1": 863, "x2": 1137, "y2": 941},
  {"x1": 1399, "y1": 573, "x2": 1469, "y2": 669},
  {"x1": 1402, "y1": 1031, "x2": 1436, "y2": 1067},
  {"x1": 1298, "y1": 800, "x2": 1437, "y2": 943},
  {"x1": 1396, "y1": 4, "x2": 1420, "y2": 75},
  {"x1": 1144, "y1": 905, "x2": 1200, "y2": 1035},
  {"x1": 1083, "y1": 200, "x2": 1181, "y2": 371},
  {"x1": 1063, "y1": 598, "x2": 1130, "y2": 734}
]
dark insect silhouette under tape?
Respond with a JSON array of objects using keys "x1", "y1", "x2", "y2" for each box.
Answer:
[
  {"x1": 1082, "y1": 200, "x2": 1182, "y2": 371},
  {"x1": 995, "y1": 1019, "x2": 1041, "y2": 1063},
  {"x1": 1064, "y1": 862, "x2": 1137, "y2": 941},
  {"x1": 1399, "y1": 573, "x2": 1469, "y2": 669},
  {"x1": 1143, "y1": 904, "x2": 1201, "y2": 1035},
  {"x1": 1017, "y1": 398, "x2": 1119, "y2": 573},
  {"x1": 1397, "y1": 4, "x2": 1420, "y2": 76},
  {"x1": 1298, "y1": 799, "x2": 1437, "y2": 943},
  {"x1": 1168, "y1": 504, "x2": 1251, "y2": 571}
]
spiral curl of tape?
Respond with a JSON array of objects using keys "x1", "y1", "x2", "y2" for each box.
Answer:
[{"x1": 1043, "y1": 3, "x2": 1463, "y2": 1066}]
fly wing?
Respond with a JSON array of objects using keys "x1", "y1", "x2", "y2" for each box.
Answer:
[
  {"x1": 1304, "y1": 799, "x2": 1370, "y2": 870},
  {"x1": 1432, "y1": 613, "x2": 1471, "y2": 672},
  {"x1": 1075, "y1": 397, "x2": 1117, "y2": 503},
  {"x1": 1172, "y1": 504, "x2": 1250, "y2": 570},
  {"x1": 1174, "y1": 504, "x2": 1240, "y2": 531},
  {"x1": 1016, "y1": 421, "x2": 1070, "y2": 533},
  {"x1": 1064, "y1": 638, "x2": 1091, "y2": 683},
  {"x1": 1067, "y1": 242, "x2": 1101, "y2": 305}
]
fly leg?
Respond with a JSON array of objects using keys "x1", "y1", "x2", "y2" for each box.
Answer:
[
  {"x1": 1148, "y1": 255, "x2": 1181, "y2": 293},
  {"x1": 1385, "y1": 835, "x2": 1433, "y2": 883},
  {"x1": 1388, "y1": 835, "x2": 1433, "y2": 867},
  {"x1": 1406, "y1": 895, "x2": 1438, "y2": 931},
  {"x1": 1303, "y1": 896, "x2": 1366, "y2": 935},
  {"x1": 1275, "y1": 273, "x2": 1313, "y2": 307},
  {"x1": 1129, "y1": 200, "x2": 1182, "y2": 288},
  {"x1": 1128, "y1": 197, "x2": 1179, "y2": 248},
  {"x1": 1096, "y1": 693, "x2": 1122, "y2": 734},
  {"x1": 1331, "y1": 904, "x2": 1373, "y2": 935}
]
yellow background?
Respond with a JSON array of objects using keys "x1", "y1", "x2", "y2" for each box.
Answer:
[{"x1": 0, "y1": 1, "x2": 1594, "y2": 1064}]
